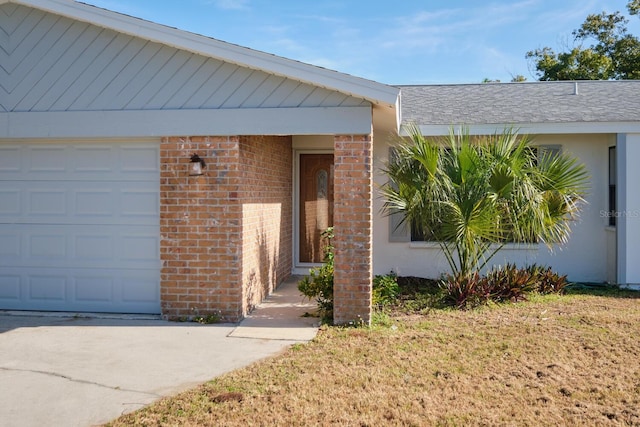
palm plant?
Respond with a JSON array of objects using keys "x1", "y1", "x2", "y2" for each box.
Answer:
[{"x1": 381, "y1": 125, "x2": 589, "y2": 278}]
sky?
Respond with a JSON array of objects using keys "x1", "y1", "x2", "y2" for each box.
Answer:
[{"x1": 82, "y1": 0, "x2": 639, "y2": 85}]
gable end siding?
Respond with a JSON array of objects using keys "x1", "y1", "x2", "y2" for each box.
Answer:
[{"x1": 0, "y1": 4, "x2": 370, "y2": 113}]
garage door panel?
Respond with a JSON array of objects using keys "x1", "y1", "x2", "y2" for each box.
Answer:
[
  {"x1": 75, "y1": 234, "x2": 113, "y2": 260},
  {"x1": 75, "y1": 276, "x2": 114, "y2": 302},
  {"x1": 28, "y1": 145, "x2": 68, "y2": 173},
  {"x1": 0, "y1": 181, "x2": 159, "y2": 225},
  {"x1": 0, "y1": 189, "x2": 20, "y2": 214},
  {"x1": 0, "y1": 143, "x2": 160, "y2": 181},
  {"x1": 29, "y1": 275, "x2": 67, "y2": 301},
  {"x1": 0, "y1": 275, "x2": 20, "y2": 299},
  {"x1": 73, "y1": 146, "x2": 118, "y2": 172},
  {"x1": 75, "y1": 190, "x2": 116, "y2": 217},
  {"x1": 0, "y1": 141, "x2": 160, "y2": 314},
  {"x1": 121, "y1": 275, "x2": 160, "y2": 304},
  {"x1": 29, "y1": 189, "x2": 68, "y2": 216},
  {"x1": 121, "y1": 235, "x2": 160, "y2": 262},
  {"x1": 0, "y1": 146, "x2": 21, "y2": 172},
  {"x1": 121, "y1": 145, "x2": 160, "y2": 173},
  {"x1": 0, "y1": 224, "x2": 160, "y2": 269},
  {"x1": 29, "y1": 233, "x2": 67, "y2": 259},
  {"x1": 0, "y1": 267, "x2": 160, "y2": 313},
  {"x1": 121, "y1": 189, "x2": 160, "y2": 218},
  {"x1": 0, "y1": 231, "x2": 20, "y2": 258}
]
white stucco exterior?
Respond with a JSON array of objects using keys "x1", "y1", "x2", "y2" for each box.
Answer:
[{"x1": 373, "y1": 133, "x2": 618, "y2": 283}]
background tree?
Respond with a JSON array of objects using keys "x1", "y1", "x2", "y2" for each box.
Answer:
[
  {"x1": 482, "y1": 75, "x2": 527, "y2": 83},
  {"x1": 527, "y1": 1, "x2": 640, "y2": 80},
  {"x1": 381, "y1": 126, "x2": 589, "y2": 278}
]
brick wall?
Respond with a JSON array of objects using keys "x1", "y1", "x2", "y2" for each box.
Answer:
[
  {"x1": 160, "y1": 136, "x2": 242, "y2": 321},
  {"x1": 239, "y1": 136, "x2": 293, "y2": 315},
  {"x1": 160, "y1": 135, "x2": 292, "y2": 322},
  {"x1": 332, "y1": 133, "x2": 373, "y2": 325}
]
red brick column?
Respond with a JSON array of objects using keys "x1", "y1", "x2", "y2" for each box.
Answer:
[{"x1": 332, "y1": 133, "x2": 373, "y2": 325}]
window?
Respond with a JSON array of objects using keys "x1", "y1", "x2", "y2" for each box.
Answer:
[
  {"x1": 409, "y1": 145, "x2": 563, "y2": 243},
  {"x1": 534, "y1": 144, "x2": 562, "y2": 164},
  {"x1": 317, "y1": 169, "x2": 328, "y2": 199},
  {"x1": 411, "y1": 221, "x2": 432, "y2": 242},
  {"x1": 388, "y1": 147, "x2": 410, "y2": 242},
  {"x1": 609, "y1": 146, "x2": 616, "y2": 226},
  {"x1": 390, "y1": 144, "x2": 563, "y2": 243}
]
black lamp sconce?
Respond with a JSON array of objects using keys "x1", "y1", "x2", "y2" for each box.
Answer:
[{"x1": 189, "y1": 154, "x2": 206, "y2": 176}]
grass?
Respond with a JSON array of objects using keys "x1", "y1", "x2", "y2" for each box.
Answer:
[{"x1": 107, "y1": 286, "x2": 640, "y2": 426}]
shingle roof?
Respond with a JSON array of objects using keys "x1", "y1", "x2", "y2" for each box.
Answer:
[{"x1": 399, "y1": 80, "x2": 640, "y2": 127}]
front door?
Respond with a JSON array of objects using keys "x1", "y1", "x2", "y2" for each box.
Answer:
[{"x1": 299, "y1": 154, "x2": 334, "y2": 263}]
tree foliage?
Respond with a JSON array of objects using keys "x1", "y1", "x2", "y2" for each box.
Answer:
[
  {"x1": 482, "y1": 75, "x2": 527, "y2": 83},
  {"x1": 381, "y1": 126, "x2": 589, "y2": 278},
  {"x1": 527, "y1": 1, "x2": 640, "y2": 80}
]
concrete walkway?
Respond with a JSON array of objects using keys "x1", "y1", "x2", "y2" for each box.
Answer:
[
  {"x1": 0, "y1": 277, "x2": 318, "y2": 427},
  {"x1": 230, "y1": 276, "x2": 319, "y2": 341}
]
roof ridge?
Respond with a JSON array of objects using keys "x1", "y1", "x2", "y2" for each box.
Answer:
[{"x1": 396, "y1": 80, "x2": 640, "y2": 88}]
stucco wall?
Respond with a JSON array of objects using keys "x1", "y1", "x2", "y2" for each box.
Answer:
[{"x1": 372, "y1": 133, "x2": 616, "y2": 283}]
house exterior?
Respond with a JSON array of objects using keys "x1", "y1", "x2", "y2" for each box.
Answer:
[
  {"x1": 0, "y1": 0, "x2": 638, "y2": 325},
  {"x1": 376, "y1": 82, "x2": 640, "y2": 290}
]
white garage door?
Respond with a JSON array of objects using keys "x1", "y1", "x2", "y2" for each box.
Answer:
[{"x1": 0, "y1": 142, "x2": 161, "y2": 314}]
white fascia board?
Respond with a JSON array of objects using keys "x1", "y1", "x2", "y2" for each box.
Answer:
[
  {"x1": 0, "y1": 107, "x2": 373, "y2": 139},
  {"x1": 410, "y1": 122, "x2": 640, "y2": 136},
  {"x1": 12, "y1": 0, "x2": 400, "y2": 108}
]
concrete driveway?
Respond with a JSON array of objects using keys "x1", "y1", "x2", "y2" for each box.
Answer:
[{"x1": 0, "y1": 278, "x2": 318, "y2": 427}]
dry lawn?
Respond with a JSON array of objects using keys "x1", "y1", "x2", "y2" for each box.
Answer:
[{"x1": 108, "y1": 290, "x2": 640, "y2": 426}]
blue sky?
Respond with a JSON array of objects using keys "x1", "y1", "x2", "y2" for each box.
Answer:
[{"x1": 83, "y1": 0, "x2": 639, "y2": 85}]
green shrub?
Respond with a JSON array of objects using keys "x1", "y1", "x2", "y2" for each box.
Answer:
[
  {"x1": 298, "y1": 228, "x2": 334, "y2": 323},
  {"x1": 373, "y1": 272, "x2": 400, "y2": 307}
]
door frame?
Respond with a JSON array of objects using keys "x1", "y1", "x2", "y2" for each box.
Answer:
[{"x1": 293, "y1": 149, "x2": 334, "y2": 274}]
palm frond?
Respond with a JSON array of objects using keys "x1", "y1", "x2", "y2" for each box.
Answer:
[{"x1": 380, "y1": 125, "x2": 590, "y2": 277}]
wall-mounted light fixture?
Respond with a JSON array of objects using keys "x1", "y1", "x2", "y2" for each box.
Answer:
[{"x1": 189, "y1": 154, "x2": 206, "y2": 176}]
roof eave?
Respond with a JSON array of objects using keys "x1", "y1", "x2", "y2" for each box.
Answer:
[{"x1": 409, "y1": 122, "x2": 640, "y2": 136}]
